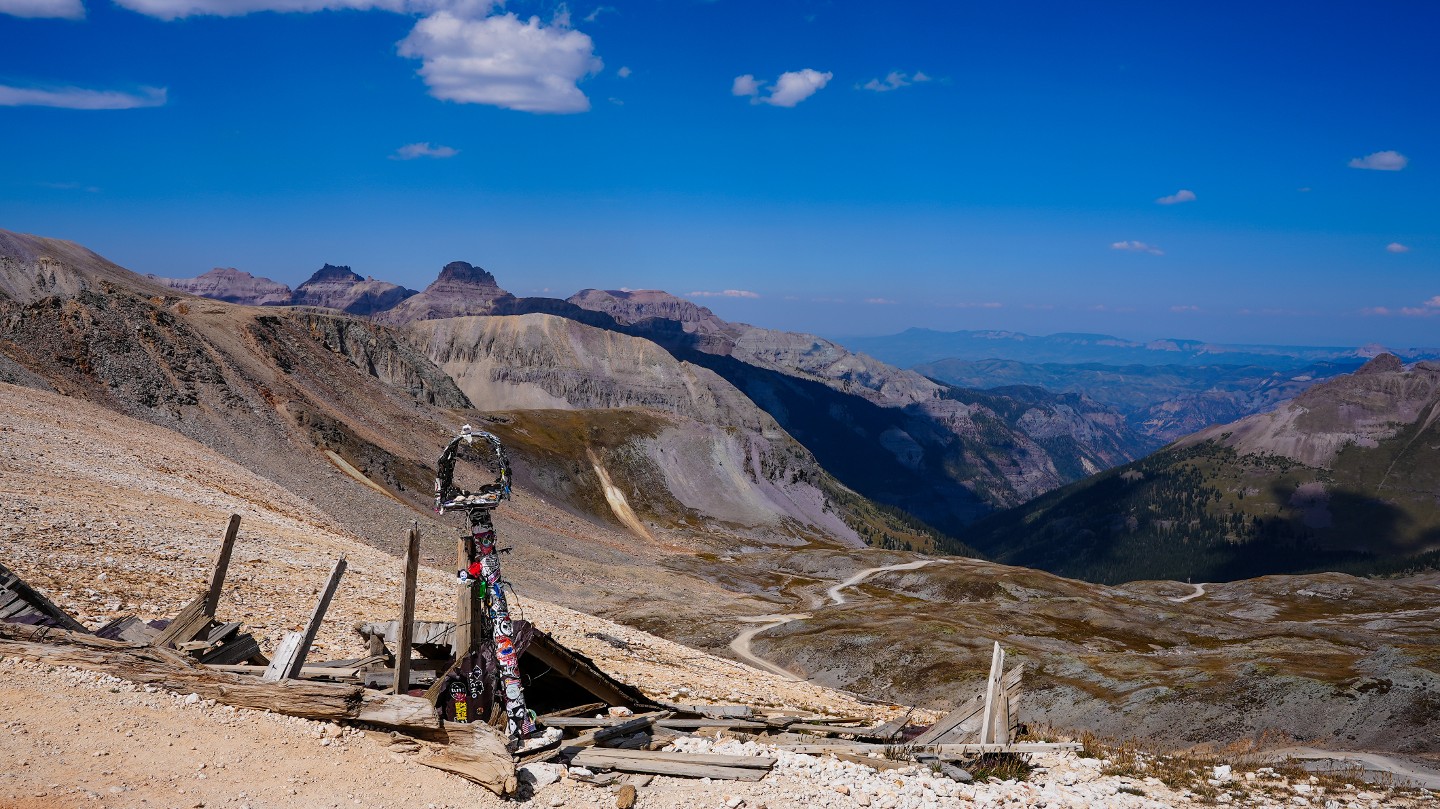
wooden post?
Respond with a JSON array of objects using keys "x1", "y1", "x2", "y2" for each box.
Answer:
[
  {"x1": 284, "y1": 556, "x2": 347, "y2": 679},
  {"x1": 203, "y1": 514, "x2": 242, "y2": 618},
  {"x1": 979, "y1": 641, "x2": 1005, "y2": 744},
  {"x1": 262, "y1": 632, "x2": 304, "y2": 682},
  {"x1": 394, "y1": 525, "x2": 420, "y2": 695},
  {"x1": 451, "y1": 534, "x2": 481, "y2": 659}
]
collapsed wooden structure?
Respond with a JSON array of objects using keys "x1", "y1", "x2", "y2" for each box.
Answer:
[{"x1": 0, "y1": 514, "x2": 1076, "y2": 799}]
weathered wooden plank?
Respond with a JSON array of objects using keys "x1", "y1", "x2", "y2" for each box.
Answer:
[
  {"x1": 395, "y1": 525, "x2": 420, "y2": 696},
  {"x1": 356, "y1": 691, "x2": 438, "y2": 728},
  {"x1": 786, "y1": 723, "x2": 880, "y2": 737},
  {"x1": 979, "y1": 642, "x2": 1005, "y2": 745},
  {"x1": 772, "y1": 742, "x2": 1080, "y2": 756},
  {"x1": 203, "y1": 514, "x2": 242, "y2": 618},
  {"x1": 262, "y1": 632, "x2": 304, "y2": 683},
  {"x1": 574, "y1": 748, "x2": 776, "y2": 769},
  {"x1": 910, "y1": 663, "x2": 1024, "y2": 746},
  {"x1": 561, "y1": 712, "x2": 669, "y2": 752},
  {"x1": 826, "y1": 751, "x2": 914, "y2": 771},
  {"x1": 524, "y1": 631, "x2": 645, "y2": 708},
  {"x1": 199, "y1": 633, "x2": 261, "y2": 666},
  {"x1": 208, "y1": 664, "x2": 361, "y2": 678},
  {"x1": 452, "y1": 536, "x2": 480, "y2": 658},
  {"x1": 867, "y1": 709, "x2": 913, "y2": 743},
  {"x1": 0, "y1": 623, "x2": 437, "y2": 731},
  {"x1": 95, "y1": 615, "x2": 160, "y2": 644},
  {"x1": 152, "y1": 595, "x2": 212, "y2": 650},
  {"x1": 570, "y1": 749, "x2": 769, "y2": 781},
  {"x1": 655, "y1": 718, "x2": 767, "y2": 731},
  {"x1": 540, "y1": 702, "x2": 607, "y2": 721},
  {"x1": 419, "y1": 721, "x2": 517, "y2": 797},
  {"x1": 658, "y1": 702, "x2": 754, "y2": 719},
  {"x1": 0, "y1": 561, "x2": 88, "y2": 633},
  {"x1": 287, "y1": 557, "x2": 347, "y2": 678}
]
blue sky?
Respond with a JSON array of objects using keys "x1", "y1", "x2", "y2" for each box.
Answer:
[{"x1": 2, "y1": 0, "x2": 1436, "y2": 347}]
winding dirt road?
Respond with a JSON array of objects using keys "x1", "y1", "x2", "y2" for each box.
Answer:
[
  {"x1": 1169, "y1": 582, "x2": 1207, "y2": 603},
  {"x1": 730, "y1": 559, "x2": 948, "y2": 679},
  {"x1": 1268, "y1": 747, "x2": 1440, "y2": 789}
]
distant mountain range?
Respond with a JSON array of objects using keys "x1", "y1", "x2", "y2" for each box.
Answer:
[
  {"x1": 964, "y1": 354, "x2": 1440, "y2": 582},
  {"x1": 144, "y1": 261, "x2": 1156, "y2": 536},
  {"x1": 842, "y1": 327, "x2": 1440, "y2": 370},
  {"x1": 916, "y1": 358, "x2": 1361, "y2": 444}
]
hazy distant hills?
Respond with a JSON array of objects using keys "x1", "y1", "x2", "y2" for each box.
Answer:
[
  {"x1": 844, "y1": 327, "x2": 1440, "y2": 370},
  {"x1": 917, "y1": 358, "x2": 1361, "y2": 444},
  {"x1": 964, "y1": 354, "x2": 1440, "y2": 583}
]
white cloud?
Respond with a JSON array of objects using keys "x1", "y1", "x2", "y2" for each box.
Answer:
[
  {"x1": 1427, "y1": 295, "x2": 1440, "y2": 308},
  {"x1": 1386, "y1": 242, "x2": 1410, "y2": 253},
  {"x1": 1170, "y1": 304, "x2": 1199, "y2": 313},
  {"x1": 734, "y1": 69, "x2": 831, "y2": 107},
  {"x1": 688, "y1": 289, "x2": 759, "y2": 299},
  {"x1": 399, "y1": 10, "x2": 602, "y2": 114},
  {"x1": 766, "y1": 69, "x2": 831, "y2": 107},
  {"x1": 1156, "y1": 189, "x2": 1196, "y2": 205},
  {"x1": 859, "y1": 70, "x2": 929, "y2": 92},
  {"x1": 1110, "y1": 240, "x2": 1163, "y2": 255},
  {"x1": 391, "y1": 141, "x2": 458, "y2": 159},
  {"x1": 0, "y1": 0, "x2": 83, "y2": 17},
  {"x1": 731, "y1": 74, "x2": 760, "y2": 97},
  {"x1": 0, "y1": 83, "x2": 166, "y2": 109},
  {"x1": 1348, "y1": 150, "x2": 1408, "y2": 171},
  {"x1": 1361, "y1": 306, "x2": 1391, "y2": 316},
  {"x1": 616, "y1": 65, "x2": 631, "y2": 78},
  {"x1": 864, "y1": 297, "x2": 897, "y2": 305},
  {"x1": 582, "y1": 4, "x2": 613, "y2": 23}
]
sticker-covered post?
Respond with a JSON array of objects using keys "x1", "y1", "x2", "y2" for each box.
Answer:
[{"x1": 434, "y1": 424, "x2": 545, "y2": 750}]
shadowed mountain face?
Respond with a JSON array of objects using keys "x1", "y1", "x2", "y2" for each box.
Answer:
[
  {"x1": 291, "y1": 264, "x2": 417, "y2": 315},
  {"x1": 964, "y1": 355, "x2": 1440, "y2": 583},
  {"x1": 374, "y1": 261, "x2": 515, "y2": 324},
  {"x1": 149, "y1": 267, "x2": 293, "y2": 306},
  {"x1": 917, "y1": 358, "x2": 1363, "y2": 444}
]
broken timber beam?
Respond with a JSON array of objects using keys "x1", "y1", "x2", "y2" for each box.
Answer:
[
  {"x1": 394, "y1": 525, "x2": 420, "y2": 696},
  {"x1": 569, "y1": 748, "x2": 771, "y2": 781},
  {"x1": 909, "y1": 663, "x2": 1024, "y2": 746},
  {"x1": 560, "y1": 711, "x2": 670, "y2": 753},
  {"x1": 418, "y1": 721, "x2": 517, "y2": 797},
  {"x1": 772, "y1": 742, "x2": 1080, "y2": 756},
  {"x1": 287, "y1": 556, "x2": 347, "y2": 678},
  {"x1": 204, "y1": 514, "x2": 242, "y2": 617},
  {"x1": 0, "y1": 623, "x2": 437, "y2": 732}
]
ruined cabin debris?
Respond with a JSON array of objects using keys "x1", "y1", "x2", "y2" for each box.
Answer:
[{"x1": 0, "y1": 514, "x2": 1075, "y2": 798}]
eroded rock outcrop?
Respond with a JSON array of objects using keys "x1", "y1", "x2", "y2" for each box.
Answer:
[
  {"x1": 377, "y1": 261, "x2": 515, "y2": 324},
  {"x1": 148, "y1": 267, "x2": 293, "y2": 306},
  {"x1": 291, "y1": 264, "x2": 417, "y2": 315}
]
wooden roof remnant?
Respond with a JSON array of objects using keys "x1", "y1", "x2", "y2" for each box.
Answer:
[{"x1": 0, "y1": 559, "x2": 88, "y2": 633}]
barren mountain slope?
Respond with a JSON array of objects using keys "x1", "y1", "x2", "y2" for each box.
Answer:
[
  {"x1": 291, "y1": 263, "x2": 418, "y2": 315},
  {"x1": 148, "y1": 266, "x2": 294, "y2": 306}
]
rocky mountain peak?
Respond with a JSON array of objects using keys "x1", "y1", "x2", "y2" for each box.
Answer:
[
  {"x1": 150, "y1": 267, "x2": 293, "y2": 306},
  {"x1": 300, "y1": 263, "x2": 363, "y2": 286},
  {"x1": 567, "y1": 288, "x2": 717, "y2": 325},
  {"x1": 1354, "y1": 352, "x2": 1403, "y2": 375},
  {"x1": 435, "y1": 261, "x2": 500, "y2": 288}
]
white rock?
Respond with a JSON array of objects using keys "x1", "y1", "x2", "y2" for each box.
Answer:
[{"x1": 518, "y1": 763, "x2": 564, "y2": 791}]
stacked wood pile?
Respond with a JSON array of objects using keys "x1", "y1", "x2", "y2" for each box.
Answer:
[{"x1": 0, "y1": 515, "x2": 1076, "y2": 802}]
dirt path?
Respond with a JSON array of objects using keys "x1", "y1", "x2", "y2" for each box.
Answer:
[
  {"x1": 729, "y1": 559, "x2": 948, "y2": 679},
  {"x1": 728, "y1": 613, "x2": 812, "y2": 680},
  {"x1": 1169, "y1": 582, "x2": 1207, "y2": 603},
  {"x1": 1268, "y1": 747, "x2": 1440, "y2": 789},
  {"x1": 826, "y1": 559, "x2": 946, "y2": 606}
]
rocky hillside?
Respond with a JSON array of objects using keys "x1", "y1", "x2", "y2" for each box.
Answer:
[
  {"x1": 291, "y1": 263, "x2": 418, "y2": 314},
  {"x1": 962, "y1": 355, "x2": 1440, "y2": 583},
  {"x1": 148, "y1": 266, "x2": 294, "y2": 305},
  {"x1": 143, "y1": 260, "x2": 1154, "y2": 534}
]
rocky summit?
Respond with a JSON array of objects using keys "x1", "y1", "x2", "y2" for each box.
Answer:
[
  {"x1": 149, "y1": 266, "x2": 294, "y2": 306},
  {"x1": 291, "y1": 263, "x2": 418, "y2": 315}
]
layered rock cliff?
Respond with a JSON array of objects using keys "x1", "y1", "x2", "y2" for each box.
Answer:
[
  {"x1": 291, "y1": 264, "x2": 417, "y2": 315},
  {"x1": 148, "y1": 267, "x2": 293, "y2": 306}
]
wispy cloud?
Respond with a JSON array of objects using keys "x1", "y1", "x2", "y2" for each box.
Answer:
[
  {"x1": 0, "y1": 0, "x2": 84, "y2": 18},
  {"x1": 1156, "y1": 189, "x2": 1195, "y2": 205},
  {"x1": 732, "y1": 69, "x2": 831, "y2": 107},
  {"x1": 1111, "y1": 240, "x2": 1163, "y2": 255},
  {"x1": 39, "y1": 181, "x2": 100, "y2": 192},
  {"x1": 0, "y1": 83, "x2": 166, "y2": 109},
  {"x1": 688, "y1": 289, "x2": 759, "y2": 299},
  {"x1": 1361, "y1": 296, "x2": 1439, "y2": 317},
  {"x1": 582, "y1": 4, "x2": 613, "y2": 23},
  {"x1": 110, "y1": 0, "x2": 496, "y2": 17},
  {"x1": 945, "y1": 301, "x2": 1002, "y2": 309},
  {"x1": 616, "y1": 65, "x2": 631, "y2": 78},
  {"x1": 864, "y1": 297, "x2": 897, "y2": 305},
  {"x1": 1386, "y1": 242, "x2": 1410, "y2": 253},
  {"x1": 859, "y1": 70, "x2": 930, "y2": 92},
  {"x1": 391, "y1": 142, "x2": 459, "y2": 159},
  {"x1": 1170, "y1": 304, "x2": 1200, "y2": 312},
  {"x1": 1348, "y1": 150, "x2": 1408, "y2": 171}
]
